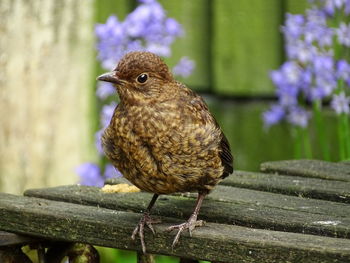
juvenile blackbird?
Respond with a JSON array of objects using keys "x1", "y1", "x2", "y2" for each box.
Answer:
[{"x1": 97, "y1": 51, "x2": 233, "y2": 253}]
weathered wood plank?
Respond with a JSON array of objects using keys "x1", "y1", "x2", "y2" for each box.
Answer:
[
  {"x1": 260, "y1": 160, "x2": 350, "y2": 182},
  {"x1": 107, "y1": 177, "x2": 350, "y2": 216},
  {"x1": 24, "y1": 185, "x2": 350, "y2": 239},
  {"x1": 0, "y1": 0, "x2": 97, "y2": 194},
  {"x1": 221, "y1": 170, "x2": 350, "y2": 203},
  {"x1": 286, "y1": 0, "x2": 308, "y2": 14},
  {"x1": 159, "y1": 0, "x2": 211, "y2": 91},
  {"x1": 1, "y1": 193, "x2": 350, "y2": 263},
  {"x1": 0, "y1": 231, "x2": 37, "y2": 246},
  {"x1": 212, "y1": 0, "x2": 283, "y2": 95}
]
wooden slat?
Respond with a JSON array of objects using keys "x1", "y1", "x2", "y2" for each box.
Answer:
[
  {"x1": 95, "y1": 0, "x2": 134, "y2": 78},
  {"x1": 221, "y1": 170, "x2": 350, "y2": 203},
  {"x1": 160, "y1": 0, "x2": 211, "y2": 91},
  {"x1": 285, "y1": 0, "x2": 308, "y2": 14},
  {"x1": 1, "y1": 193, "x2": 350, "y2": 263},
  {"x1": 24, "y1": 185, "x2": 350, "y2": 239},
  {"x1": 212, "y1": 0, "x2": 283, "y2": 95},
  {"x1": 0, "y1": 231, "x2": 37, "y2": 246},
  {"x1": 260, "y1": 160, "x2": 350, "y2": 182}
]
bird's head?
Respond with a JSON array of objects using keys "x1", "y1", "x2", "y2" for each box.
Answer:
[{"x1": 97, "y1": 51, "x2": 175, "y2": 105}]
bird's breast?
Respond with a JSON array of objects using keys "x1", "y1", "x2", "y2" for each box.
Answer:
[{"x1": 102, "y1": 103, "x2": 225, "y2": 194}]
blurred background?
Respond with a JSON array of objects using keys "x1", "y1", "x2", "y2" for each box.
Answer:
[{"x1": 1, "y1": 0, "x2": 342, "y2": 195}]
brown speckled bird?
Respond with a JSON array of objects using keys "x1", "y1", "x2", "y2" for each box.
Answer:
[{"x1": 97, "y1": 51, "x2": 233, "y2": 253}]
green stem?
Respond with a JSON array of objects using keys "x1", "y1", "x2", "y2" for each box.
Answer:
[
  {"x1": 338, "y1": 113, "x2": 347, "y2": 160},
  {"x1": 341, "y1": 113, "x2": 350, "y2": 160},
  {"x1": 302, "y1": 127, "x2": 313, "y2": 159},
  {"x1": 292, "y1": 127, "x2": 302, "y2": 159},
  {"x1": 313, "y1": 100, "x2": 330, "y2": 160}
]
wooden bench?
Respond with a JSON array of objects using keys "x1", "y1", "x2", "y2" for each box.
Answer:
[{"x1": 1, "y1": 159, "x2": 350, "y2": 262}]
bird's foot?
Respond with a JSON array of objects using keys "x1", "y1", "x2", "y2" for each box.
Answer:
[
  {"x1": 131, "y1": 212, "x2": 161, "y2": 253},
  {"x1": 167, "y1": 214, "x2": 205, "y2": 248}
]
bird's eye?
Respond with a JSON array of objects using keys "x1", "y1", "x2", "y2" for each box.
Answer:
[{"x1": 136, "y1": 73, "x2": 148, "y2": 84}]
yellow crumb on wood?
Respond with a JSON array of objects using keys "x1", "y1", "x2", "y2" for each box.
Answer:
[{"x1": 101, "y1": 184, "x2": 140, "y2": 193}]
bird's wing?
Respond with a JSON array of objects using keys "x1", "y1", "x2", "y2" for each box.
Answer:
[
  {"x1": 218, "y1": 132, "x2": 234, "y2": 178},
  {"x1": 179, "y1": 84, "x2": 234, "y2": 178}
]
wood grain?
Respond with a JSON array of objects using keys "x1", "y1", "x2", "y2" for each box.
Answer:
[
  {"x1": 24, "y1": 185, "x2": 350, "y2": 239},
  {"x1": 221, "y1": 170, "x2": 350, "y2": 203},
  {"x1": 1, "y1": 193, "x2": 350, "y2": 263}
]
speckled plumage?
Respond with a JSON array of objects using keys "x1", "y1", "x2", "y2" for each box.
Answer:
[
  {"x1": 101, "y1": 51, "x2": 233, "y2": 194},
  {"x1": 98, "y1": 51, "x2": 233, "y2": 252}
]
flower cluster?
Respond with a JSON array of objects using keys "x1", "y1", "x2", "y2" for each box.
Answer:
[
  {"x1": 95, "y1": 0, "x2": 193, "y2": 73},
  {"x1": 77, "y1": 0, "x2": 194, "y2": 186},
  {"x1": 76, "y1": 163, "x2": 122, "y2": 187},
  {"x1": 263, "y1": 0, "x2": 350, "y2": 128}
]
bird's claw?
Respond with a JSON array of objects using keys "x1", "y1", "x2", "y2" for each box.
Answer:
[
  {"x1": 131, "y1": 213, "x2": 161, "y2": 253},
  {"x1": 167, "y1": 216, "x2": 205, "y2": 248}
]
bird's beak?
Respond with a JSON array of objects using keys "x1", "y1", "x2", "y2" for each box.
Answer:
[{"x1": 97, "y1": 72, "x2": 122, "y2": 85}]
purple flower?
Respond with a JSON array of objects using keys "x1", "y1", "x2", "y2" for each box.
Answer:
[
  {"x1": 283, "y1": 14, "x2": 305, "y2": 39},
  {"x1": 320, "y1": 0, "x2": 346, "y2": 15},
  {"x1": 277, "y1": 85, "x2": 299, "y2": 107},
  {"x1": 346, "y1": 0, "x2": 350, "y2": 14},
  {"x1": 95, "y1": 16, "x2": 126, "y2": 69},
  {"x1": 286, "y1": 40, "x2": 317, "y2": 63},
  {"x1": 266, "y1": 0, "x2": 350, "y2": 130},
  {"x1": 305, "y1": 55, "x2": 337, "y2": 99},
  {"x1": 139, "y1": 0, "x2": 156, "y2": 4},
  {"x1": 172, "y1": 57, "x2": 195, "y2": 78},
  {"x1": 331, "y1": 92, "x2": 350, "y2": 114},
  {"x1": 337, "y1": 60, "x2": 350, "y2": 81},
  {"x1": 165, "y1": 18, "x2": 183, "y2": 36},
  {"x1": 95, "y1": 0, "x2": 191, "y2": 74},
  {"x1": 299, "y1": 66, "x2": 313, "y2": 89},
  {"x1": 95, "y1": 129, "x2": 104, "y2": 155},
  {"x1": 104, "y1": 164, "x2": 123, "y2": 179},
  {"x1": 315, "y1": 75, "x2": 336, "y2": 97},
  {"x1": 124, "y1": 7, "x2": 150, "y2": 38},
  {"x1": 283, "y1": 61, "x2": 303, "y2": 84},
  {"x1": 313, "y1": 54, "x2": 334, "y2": 72},
  {"x1": 263, "y1": 104, "x2": 285, "y2": 128},
  {"x1": 95, "y1": 16, "x2": 123, "y2": 40},
  {"x1": 304, "y1": 9, "x2": 333, "y2": 46},
  {"x1": 76, "y1": 163, "x2": 104, "y2": 187},
  {"x1": 96, "y1": 82, "x2": 115, "y2": 99},
  {"x1": 146, "y1": 42, "x2": 171, "y2": 57},
  {"x1": 124, "y1": 1, "x2": 168, "y2": 42},
  {"x1": 101, "y1": 102, "x2": 117, "y2": 128},
  {"x1": 287, "y1": 106, "x2": 311, "y2": 128},
  {"x1": 306, "y1": 8, "x2": 327, "y2": 25},
  {"x1": 336, "y1": 22, "x2": 350, "y2": 47},
  {"x1": 126, "y1": 40, "x2": 144, "y2": 54},
  {"x1": 271, "y1": 61, "x2": 303, "y2": 88}
]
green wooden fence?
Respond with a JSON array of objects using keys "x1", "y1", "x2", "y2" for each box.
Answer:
[{"x1": 95, "y1": 0, "x2": 308, "y2": 96}]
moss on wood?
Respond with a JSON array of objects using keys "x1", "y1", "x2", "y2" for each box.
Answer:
[
  {"x1": 24, "y1": 185, "x2": 350, "y2": 239},
  {"x1": 1, "y1": 193, "x2": 350, "y2": 263},
  {"x1": 221, "y1": 170, "x2": 350, "y2": 203},
  {"x1": 260, "y1": 160, "x2": 350, "y2": 181}
]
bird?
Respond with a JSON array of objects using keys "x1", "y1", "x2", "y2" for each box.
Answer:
[{"x1": 97, "y1": 51, "x2": 233, "y2": 253}]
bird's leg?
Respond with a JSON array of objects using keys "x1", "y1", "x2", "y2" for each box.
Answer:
[
  {"x1": 167, "y1": 192, "x2": 207, "y2": 248},
  {"x1": 131, "y1": 193, "x2": 160, "y2": 253}
]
